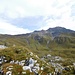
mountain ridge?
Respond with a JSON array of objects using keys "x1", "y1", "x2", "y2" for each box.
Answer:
[
  {"x1": 0, "y1": 26, "x2": 75, "y2": 37},
  {"x1": 13, "y1": 26, "x2": 75, "y2": 37},
  {"x1": 0, "y1": 26, "x2": 75, "y2": 51}
]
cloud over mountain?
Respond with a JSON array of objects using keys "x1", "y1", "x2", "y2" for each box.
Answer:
[{"x1": 0, "y1": 0, "x2": 75, "y2": 34}]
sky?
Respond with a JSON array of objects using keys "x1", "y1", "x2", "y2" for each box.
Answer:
[{"x1": 0, "y1": 0, "x2": 75, "y2": 35}]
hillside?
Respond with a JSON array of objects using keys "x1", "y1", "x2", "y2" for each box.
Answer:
[
  {"x1": 0, "y1": 27, "x2": 75, "y2": 75},
  {"x1": 0, "y1": 27, "x2": 75, "y2": 57}
]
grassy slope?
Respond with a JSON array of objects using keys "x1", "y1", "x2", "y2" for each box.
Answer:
[
  {"x1": 0, "y1": 33, "x2": 75, "y2": 61},
  {"x1": 0, "y1": 33, "x2": 75, "y2": 75}
]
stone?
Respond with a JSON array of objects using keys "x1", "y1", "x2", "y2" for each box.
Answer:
[{"x1": 6, "y1": 71, "x2": 12, "y2": 75}]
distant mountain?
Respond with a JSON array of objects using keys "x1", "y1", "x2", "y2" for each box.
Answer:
[
  {"x1": 14, "y1": 27, "x2": 75, "y2": 37},
  {"x1": 0, "y1": 26, "x2": 75, "y2": 46},
  {"x1": 0, "y1": 27, "x2": 75, "y2": 57},
  {"x1": 47, "y1": 27, "x2": 75, "y2": 37}
]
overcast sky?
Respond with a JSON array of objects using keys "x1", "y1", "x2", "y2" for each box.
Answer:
[{"x1": 0, "y1": 0, "x2": 75, "y2": 35}]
